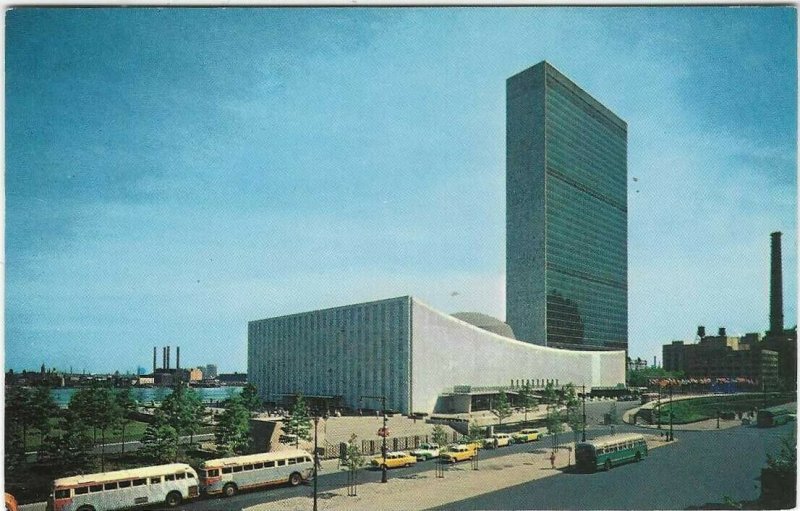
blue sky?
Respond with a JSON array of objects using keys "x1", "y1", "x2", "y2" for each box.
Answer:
[{"x1": 6, "y1": 7, "x2": 796, "y2": 373}]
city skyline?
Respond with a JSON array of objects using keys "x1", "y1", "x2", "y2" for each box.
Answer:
[{"x1": 6, "y1": 7, "x2": 797, "y2": 373}]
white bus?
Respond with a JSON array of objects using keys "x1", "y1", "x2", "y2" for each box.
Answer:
[
  {"x1": 46, "y1": 463, "x2": 198, "y2": 511},
  {"x1": 199, "y1": 449, "x2": 314, "y2": 497}
]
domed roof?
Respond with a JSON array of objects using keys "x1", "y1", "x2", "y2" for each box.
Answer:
[{"x1": 451, "y1": 312, "x2": 516, "y2": 339}]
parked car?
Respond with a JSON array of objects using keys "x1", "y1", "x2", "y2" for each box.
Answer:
[
  {"x1": 410, "y1": 443, "x2": 440, "y2": 461},
  {"x1": 440, "y1": 444, "x2": 477, "y2": 463},
  {"x1": 484, "y1": 433, "x2": 513, "y2": 448},
  {"x1": 512, "y1": 428, "x2": 541, "y2": 443},
  {"x1": 370, "y1": 451, "x2": 417, "y2": 469}
]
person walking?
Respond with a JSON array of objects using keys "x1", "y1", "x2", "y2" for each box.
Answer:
[{"x1": 549, "y1": 451, "x2": 556, "y2": 469}]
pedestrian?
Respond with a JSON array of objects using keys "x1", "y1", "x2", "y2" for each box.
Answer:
[{"x1": 549, "y1": 451, "x2": 556, "y2": 468}]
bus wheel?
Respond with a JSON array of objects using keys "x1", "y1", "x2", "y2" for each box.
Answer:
[
  {"x1": 635, "y1": 451, "x2": 642, "y2": 462},
  {"x1": 289, "y1": 472, "x2": 303, "y2": 486},
  {"x1": 604, "y1": 459, "x2": 612, "y2": 471},
  {"x1": 165, "y1": 491, "x2": 183, "y2": 507},
  {"x1": 223, "y1": 483, "x2": 237, "y2": 497}
]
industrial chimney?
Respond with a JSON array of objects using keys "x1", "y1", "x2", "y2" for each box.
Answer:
[
  {"x1": 770, "y1": 231, "x2": 784, "y2": 334},
  {"x1": 153, "y1": 346, "x2": 157, "y2": 374},
  {"x1": 162, "y1": 347, "x2": 167, "y2": 370},
  {"x1": 167, "y1": 346, "x2": 171, "y2": 370},
  {"x1": 176, "y1": 346, "x2": 180, "y2": 370}
]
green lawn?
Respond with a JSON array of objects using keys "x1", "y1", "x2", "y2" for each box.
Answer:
[
  {"x1": 22, "y1": 420, "x2": 214, "y2": 451},
  {"x1": 657, "y1": 393, "x2": 795, "y2": 424}
]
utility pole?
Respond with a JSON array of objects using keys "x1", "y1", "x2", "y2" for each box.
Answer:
[
  {"x1": 313, "y1": 415, "x2": 320, "y2": 511},
  {"x1": 361, "y1": 395, "x2": 388, "y2": 483},
  {"x1": 657, "y1": 383, "x2": 662, "y2": 429}
]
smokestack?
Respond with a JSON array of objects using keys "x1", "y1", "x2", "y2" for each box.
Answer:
[
  {"x1": 153, "y1": 347, "x2": 157, "y2": 374},
  {"x1": 697, "y1": 326, "x2": 706, "y2": 339},
  {"x1": 167, "y1": 346, "x2": 171, "y2": 370},
  {"x1": 718, "y1": 327, "x2": 726, "y2": 337},
  {"x1": 162, "y1": 347, "x2": 167, "y2": 370},
  {"x1": 770, "y1": 231, "x2": 784, "y2": 334},
  {"x1": 176, "y1": 346, "x2": 180, "y2": 370}
]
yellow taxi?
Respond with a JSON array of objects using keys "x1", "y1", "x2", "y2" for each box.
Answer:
[
  {"x1": 512, "y1": 428, "x2": 541, "y2": 443},
  {"x1": 5, "y1": 493, "x2": 18, "y2": 511},
  {"x1": 370, "y1": 451, "x2": 418, "y2": 469},
  {"x1": 440, "y1": 444, "x2": 477, "y2": 463}
]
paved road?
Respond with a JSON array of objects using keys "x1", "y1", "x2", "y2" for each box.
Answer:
[
  {"x1": 179, "y1": 401, "x2": 638, "y2": 511},
  {"x1": 432, "y1": 422, "x2": 794, "y2": 510}
]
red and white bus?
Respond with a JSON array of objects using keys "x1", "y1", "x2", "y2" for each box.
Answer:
[
  {"x1": 199, "y1": 449, "x2": 313, "y2": 497},
  {"x1": 47, "y1": 463, "x2": 198, "y2": 511}
]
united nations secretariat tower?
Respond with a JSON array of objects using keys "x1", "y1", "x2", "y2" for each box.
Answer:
[
  {"x1": 506, "y1": 61, "x2": 628, "y2": 352},
  {"x1": 248, "y1": 61, "x2": 628, "y2": 415}
]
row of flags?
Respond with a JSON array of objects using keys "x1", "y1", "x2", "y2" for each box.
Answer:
[{"x1": 648, "y1": 377, "x2": 757, "y2": 386}]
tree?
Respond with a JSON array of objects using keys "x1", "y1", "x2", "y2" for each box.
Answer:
[
  {"x1": 490, "y1": 392, "x2": 513, "y2": 426},
  {"x1": 282, "y1": 394, "x2": 312, "y2": 445},
  {"x1": 214, "y1": 397, "x2": 251, "y2": 456},
  {"x1": 30, "y1": 385, "x2": 58, "y2": 443},
  {"x1": 239, "y1": 384, "x2": 262, "y2": 414},
  {"x1": 518, "y1": 384, "x2": 538, "y2": 423},
  {"x1": 6, "y1": 386, "x2": 34, "y2": 452},
  {"x1": 466, "y1": 421, "x2": 484, "y2": 444},
  {"x1": 114, "y1": 388, "x2": 138, "y2": 454},
  {"x1": 542, "y1": 382, "x2": 564, "y2": 452},
  {"x1": 627, "y1": 367, "x2": 684, "y2": 388},
  {"x1": 341, "y1": 434, "x2": 365, "y2": 497},
  {"x1": 160, "y1": 384, "x2": 205, "y2": 456},
  {"x1": 139, "y1": 413, "x2": 179, "y2": 464},
  {"x1": 562, "y1": 384, "x2": 583, "y2": 445},
  {"x1": 431, "y1": 424, "x2": 449, "y2": 447},
  {"x1": 39, "y1": 410, "x2": 95, "y2": 474}
]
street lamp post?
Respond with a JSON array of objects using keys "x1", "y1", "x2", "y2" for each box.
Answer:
[
  {"x1": 656, "y1": 383, "x2": 662, "y2": 429},
  {"x1": 581, "y1": 384, "x2": 587, "y2": 442},
  {"x1": 313, "y1": 415, "x2": 319, "y2": 511}
]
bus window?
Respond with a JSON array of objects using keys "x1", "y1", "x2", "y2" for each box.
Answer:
[
  {"x1": 133, "y1": 479, "x2": 146, "y2": 486},
  {"x1": 207, "y1": 469, "x2": 219, "y2": 477},
  {"x1": 55, "y1": 490, "x2": 70, "y2": 499},
  {"x1": 254, "y1": 463, "x2": 264, "y2": 469},
  {"x1": 288, "y1": 459, "x2": 297, "y2": 465},
  {"x1": 90, "y1": 485, "x2": 103, "y2": 493},
  {"x1": 165, "y1": 474, "x2": 176, "y2": 481},
  {"x1": 75, "y1": 487, "x2": 89, "y2": 495},
  {"x1": 232, "y1": 466, "x2": 243, "y2": 473},
  {"x1": 175, "y1": 473, "x2": 186, "y2": 480},
  {"x1": 118, "y1": 481, "x2": 131, "y2": 489},
  {"x1": 243, "y1": 465, "x2": 254, "y2": 471},
  {"x1": 187, "y1": 472, "x2": 196, "y2": 479},
  {"x1": 265, "y1": 461, "x2": 275, "y2": 468},
  {"x1": 150, "y1": 477, "x2": 162, "y2": 484},
  {"x1": 222, "y1": 467, "x2": 233, "y2": 474},
  {"x1": 277, "y1": 460, "x2": 286, "y2": 467},
  {"x1": 104, "y1": 483, "x2": 118, "y2": 491}
]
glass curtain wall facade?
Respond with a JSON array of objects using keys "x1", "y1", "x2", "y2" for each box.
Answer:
[{"x1": 506, "y1": 61, "x2": 627, "y2": 350}]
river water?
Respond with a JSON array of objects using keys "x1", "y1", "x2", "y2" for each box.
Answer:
[{"x1": 50, "y1": 386, "x2": 244, "y2": 408}]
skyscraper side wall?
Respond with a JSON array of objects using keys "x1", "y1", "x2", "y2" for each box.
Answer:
[{"x1": 506, "y1": 63, "x2": 547, "y2": 344}]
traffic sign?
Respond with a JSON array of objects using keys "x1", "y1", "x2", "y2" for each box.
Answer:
[{"x1": 377, "y1": 427, "x2": 390, "y2": 438}]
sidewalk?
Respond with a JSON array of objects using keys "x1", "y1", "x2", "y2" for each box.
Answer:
[{"x1": 245, "y1": 435, "x2": 667, "y2": 511}]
